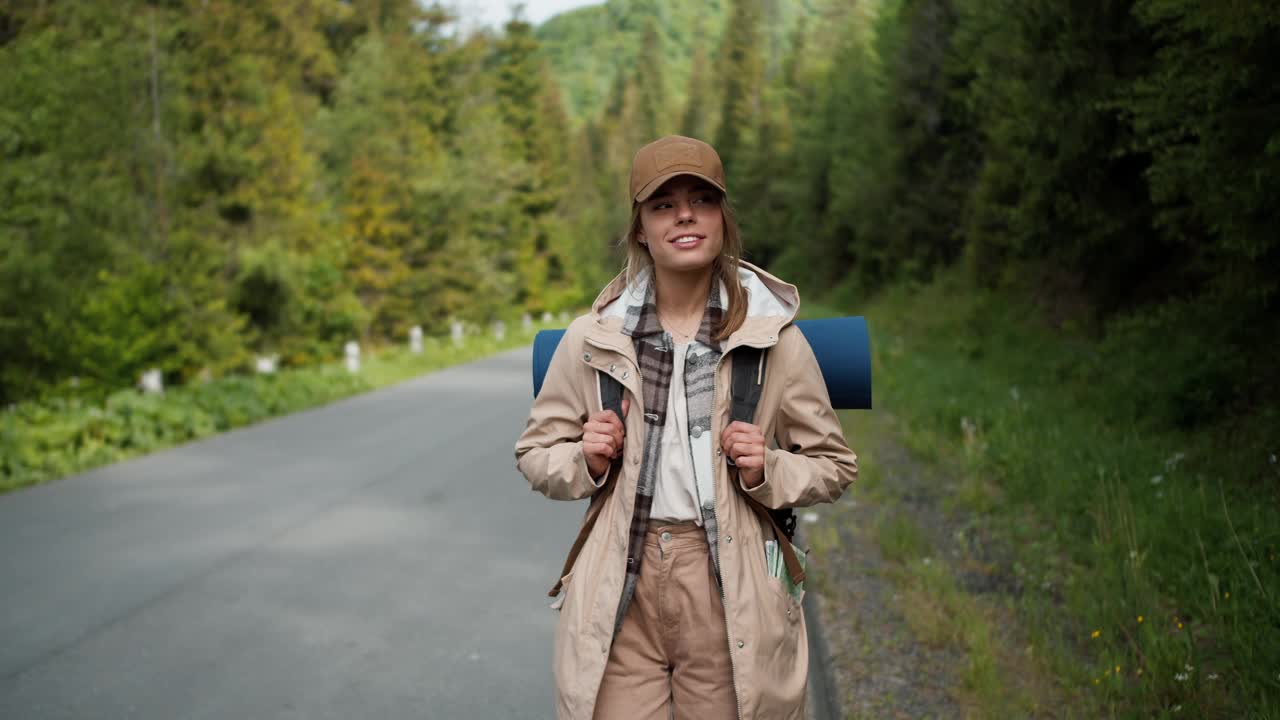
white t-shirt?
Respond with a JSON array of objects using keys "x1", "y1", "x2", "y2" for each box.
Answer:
[{"x1": 650, "y1": 342, "x2": 702, "y2": 524}]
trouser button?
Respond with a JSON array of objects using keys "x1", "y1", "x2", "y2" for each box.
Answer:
[{"x1": 660, "y1": 531, "x2": 672, "y2": 542}]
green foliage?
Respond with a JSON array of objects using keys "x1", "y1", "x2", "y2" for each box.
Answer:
[
  {"x1": 712, "y1": 0, "x2": 762, "y2": 175},
  {"x1": 1, "y1": 0, "x2": 618, "y2": 407},
  {"x1": 853, "y1": 269, "x2": 1280, "y2": 716}
]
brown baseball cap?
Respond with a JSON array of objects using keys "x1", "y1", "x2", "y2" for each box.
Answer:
[{"x1": 629, "y1": 135, "x2": 727, "y2": 202}]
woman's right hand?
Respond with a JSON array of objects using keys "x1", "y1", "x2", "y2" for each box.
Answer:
[{"x1": 583, "y1": 396, "x2": 630, "y2": 478}]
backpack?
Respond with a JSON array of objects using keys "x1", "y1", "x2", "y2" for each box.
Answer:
[{"x1": 548, "y1": 346, "x2": 805, "y2": 598}]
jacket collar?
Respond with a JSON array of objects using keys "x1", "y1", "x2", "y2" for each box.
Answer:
[
  {"x1": 585, "y1": 260, "x2": 800, "y2": 353},
  {"x1": 619, "y1": 269, "x2": 724, "y2": 349}
]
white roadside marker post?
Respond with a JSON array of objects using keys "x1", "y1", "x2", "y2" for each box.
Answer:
[
  {"x1": 139, "y1": 368, "x2": 164, "y2": 394},
  {"x1": 344, "y1": 341, "x2": 360, "y2": 374},
  {"x1": 255, "y1": 354, "x2": 278, "y2": 375}
]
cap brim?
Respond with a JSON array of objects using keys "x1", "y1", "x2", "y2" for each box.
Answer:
[{"x1": 634, "y1": 171, "x2": 727, "y2": 202}]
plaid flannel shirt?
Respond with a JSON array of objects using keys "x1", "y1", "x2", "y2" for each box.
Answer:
[{"x1": 612, "y1": 277, "x2": 725, "y2": 636}]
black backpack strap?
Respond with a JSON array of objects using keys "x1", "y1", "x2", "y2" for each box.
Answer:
[
  {"x1": 730, "y1": 346, "x2": 765, "y2": 424},
  {"x1": 599, "y1": 371, "x2": 625, "y2": 425},
  {"x1": 728, "y1": 346, "x2": 803, "y2": 584}
]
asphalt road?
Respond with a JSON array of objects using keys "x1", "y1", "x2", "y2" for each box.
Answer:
[{"x1": 0, "y1": 346, "x2": 581, "y2": 719}]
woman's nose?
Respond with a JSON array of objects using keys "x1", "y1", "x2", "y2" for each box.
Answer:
[{"x1": 676, "y1": 202, "x2": 694, "y2": 222}]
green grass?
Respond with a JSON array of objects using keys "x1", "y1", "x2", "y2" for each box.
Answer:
[
  {"x1": 806, "y1": 267, "x2": 1279, "y2": 718},
  {"x1": 1, "y1": 321, "x2": 561, "y2": 493}
]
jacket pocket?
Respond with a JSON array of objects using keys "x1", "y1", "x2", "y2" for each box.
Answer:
[{"x1": 762, "y1": 538, "x2": 807, "y2": 608}]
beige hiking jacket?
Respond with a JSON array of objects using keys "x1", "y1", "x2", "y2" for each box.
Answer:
[{"x1": 514, "y1": 260, "x2": 858, "y2": 719}]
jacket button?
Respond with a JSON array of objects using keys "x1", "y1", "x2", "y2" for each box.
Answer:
[
  {"x1": 716, "y1": 448, "x2": 723, "y2": 457},
  {"x1": 622, "y1": 371, "x2": 629, "y2": 380},
  {"x1": 737, "y1": 640, "x2": 745, "y2": 649},
  {"x1": 691, "y1": 425, "x2": 703, "y2": 439},
  {"x1": 726, "y1": 535, "x2": 733, "y2": 543},
  {"x1": 609, "y1": 363, "x2": 617, "y2": 373},
  {"x1": 583, "y1": 352, "x2": 592, "y2": 361}
]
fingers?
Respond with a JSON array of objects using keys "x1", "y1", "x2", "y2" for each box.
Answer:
[
  {"x1": 720, "y1": 422, "x2": 764, "y2": 449},
  {"x1": 583, "y1": 430, "x2": 623, "y2": 458},
  {"x1": 725, "y1": 440, "x2": 766, "y2": 467},
  {"x1": 585, "y1": 417, "x2": 623, "y2": 450},
  {"x1": 720, "y1": 421, "x2": 765, "y2": 468},
  {"x1": 585, "y1": 400, "x2": 629, "y2": 464}
]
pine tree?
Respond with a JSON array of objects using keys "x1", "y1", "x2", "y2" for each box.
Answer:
[{"x1": 715, "y1": 0, "x2": 764, "y2": 177}]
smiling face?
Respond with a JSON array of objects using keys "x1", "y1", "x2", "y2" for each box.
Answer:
[{"x1": 635, "y1": 175, "x2": 725, "y2": 275}]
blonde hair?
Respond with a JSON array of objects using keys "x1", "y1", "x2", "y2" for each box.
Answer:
[{"x1": 619, "y1": 191, "x2": 748, "y2": 342}]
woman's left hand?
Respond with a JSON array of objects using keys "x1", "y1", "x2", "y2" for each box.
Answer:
[{"x1": 721, "y1": 421, "x2": 766, "y2": 488}]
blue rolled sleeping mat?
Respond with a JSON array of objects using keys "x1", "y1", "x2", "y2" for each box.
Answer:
[{"x1": 531, "y1": 316, "x2": 872, "y2": 409}]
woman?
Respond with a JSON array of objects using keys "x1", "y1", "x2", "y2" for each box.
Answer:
[{"x1": 514, "y1": 135, "x2": 858, "y2": 719}]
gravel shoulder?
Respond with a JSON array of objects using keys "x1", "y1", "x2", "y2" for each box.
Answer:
[{"x1": 802, "y1": 410, "x2": 1075, "y2": 719}]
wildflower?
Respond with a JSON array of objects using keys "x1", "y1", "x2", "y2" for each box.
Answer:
[
  {"x1": 1091, "y1": 630, "x2": 1100, "y2": 639},
  {"x1": 1010, "y1": 387, "x2": 1020, "y2": 402},
  {"x1": 1150, "y1": 474, "x2": 1164, "y2": 485},
  {"x1": 1224, "y1": 592, "x2": 1229, "y2": 600},
  {"x1": 1175, "y1": 672, "x2": 1188, "y2": 682},
  {"x1": 1178, "y1": 622, "x2": 1184, "y2": 630},
  {"x1": 1129, "y1": 549, "x2": 1138, "y2": 561},
  {"x1": 1137, "y1": 668, "x2": 1143, "y2": 676},
  {"x1": 1138, "y1": 615, "x2": 1144, "y2": 623},
  {"x1": 1165, "y1": 452, "x2": 1186, "y2": 471},
  {"x1": 1093, "y1": 678, "x2": 1100, "y2": 685},
  {"x1": 1104, "y1": 668, "x2": 1110, "y2": 676},
  {"x1": 1173, "y1": 705, "x2": 1182, "y2": 713},
  {"x1": 1115, "y1": 665, "x2": 1121, "y2": 674},
  {"x1": 1271, "y1": 453, "x2": 1277, "y2": 464},
  {"x1": 1185, "y1": 663, "x2": 1193, "y2": 672},
  {"x1": 1208, "y1": 673, "x2": 1219, "y2": 681}
]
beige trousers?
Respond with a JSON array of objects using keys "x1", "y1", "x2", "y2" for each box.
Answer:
[{"x1": 593, "y1": 521, "x2": 738, "y2": 720}]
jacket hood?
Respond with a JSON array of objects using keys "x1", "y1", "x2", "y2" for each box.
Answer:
[{"x1": 589, "y1": 260, "x2": 800, "y2": 341}]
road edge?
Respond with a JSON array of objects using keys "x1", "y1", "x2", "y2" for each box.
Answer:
[{"x1": 804, "y1": 590, "x2": 841, "y2": 720}]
